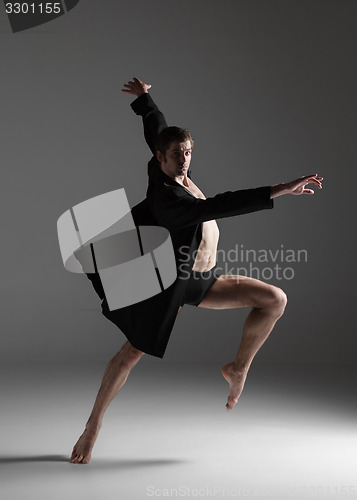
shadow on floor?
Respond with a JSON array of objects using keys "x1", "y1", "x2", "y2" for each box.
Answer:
[
  {"x1": 0, "y1": 455, "x2": 190, "y2": 470},
  {"x1": 0, "y1": 455, "x2": 69, "y2": 464}
]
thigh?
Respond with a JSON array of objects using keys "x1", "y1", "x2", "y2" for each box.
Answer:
[{"x1": 197, "y1": 274, "x2": 280, "y2": 310}]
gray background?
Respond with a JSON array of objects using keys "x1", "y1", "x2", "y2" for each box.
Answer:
[
  {"x1": 1, "y1": 2, "x2": 357, "y2": 498},
  {"x1": 0, "y1": 0, "x2": 356, "y2": 365}
]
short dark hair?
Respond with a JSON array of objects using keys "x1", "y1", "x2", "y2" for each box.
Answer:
[{"x1": 156, "y1": 126, "x2": 194, "y2": 155}]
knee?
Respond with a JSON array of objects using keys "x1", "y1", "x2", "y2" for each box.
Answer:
[
  {"x1": 114, "y1": 343, "x2": 144, "y2": 370},
  {"x1": 124, "y1": 344, "x2": 144, "y2": 367},
  {"x1": 267, "y1": 286, "x2": 287, "y2": 317}
]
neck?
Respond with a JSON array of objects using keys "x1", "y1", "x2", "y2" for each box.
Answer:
[{"x1": 160, "y1": 164, "x2": 187, "y2": 186}]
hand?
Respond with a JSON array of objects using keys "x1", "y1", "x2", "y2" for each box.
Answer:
[
  {"x1": 121, "y1": 77, "x2": 152, "y2": 97},
  {"x1": 271, "y1": 174, "x2": 323, "y2": 198}
]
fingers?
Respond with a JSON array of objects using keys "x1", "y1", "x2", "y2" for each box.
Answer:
[
  {"x1": 300, "y1": 174, "x2": 323, "y2": 189},
  {"x1": 133, "y1": 77, "x2": 152, "y2": 88},
  {"x1": 133, "y1": 77, "x2": 144, "y2": 86},
  {"x1": 121, "y1": 77, "x2": 152, "y2": 96},
  {"x1": 310, "y1": 179, "x2": 322, "y2": 188},
  {"x1": 306, "y1": 180, "x2": 322, "y2": 188},
  {"x1": 286, "y1": 174, "x2": 323, "y2": 196},
  {"x1": 121, "y1": 82, "x2": 135, "y2": 93},
  {"x1": 121, "y1": 80, "x2": 136, "y2": 91},
  {"x1": 301, "y1": 174, "x2": 323, "y2": 180}
]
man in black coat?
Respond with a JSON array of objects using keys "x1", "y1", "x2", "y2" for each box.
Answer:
[{"x1": 70, "y1": 78, "x2": 322, "y2": 464}]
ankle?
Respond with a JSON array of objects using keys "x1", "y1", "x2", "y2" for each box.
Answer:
[
  {"x1": 231, "y1": 362, "x2": 249, "y2": 375},
  {"x1": 85, "y1": 419, "x2": 102, "y2": 434}
]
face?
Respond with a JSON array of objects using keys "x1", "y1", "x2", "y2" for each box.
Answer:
[{"x1": 157, "y1": 140, "x2": 192, "y2": 180}]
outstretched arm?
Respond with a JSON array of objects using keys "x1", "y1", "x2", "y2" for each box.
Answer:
[
  {"x1": 148, "y1": 175, "x2": 323, "y2": 229},
  {"x1": 122, "y1": 77, "x2": 168, "y2": 155},
  {"x1": 270, "y1": 174, "x2": 323, "y2": 198}
]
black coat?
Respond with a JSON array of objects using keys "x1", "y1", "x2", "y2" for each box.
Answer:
[{"x1": 86, "y1": 93, "x2": 274, "y2": 358}]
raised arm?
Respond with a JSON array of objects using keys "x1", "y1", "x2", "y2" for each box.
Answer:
[{"x1": 122, "y1": 77, "x2": 167, "y2": 155}]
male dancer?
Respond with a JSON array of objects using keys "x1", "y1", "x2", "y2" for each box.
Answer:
[{"x1": 70, "y1": 77, "x2": 322, "y2": 464}]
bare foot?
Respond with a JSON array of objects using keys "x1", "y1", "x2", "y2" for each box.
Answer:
[
  {"x1": 70, "y1": 424, "x2": 100, "y2": 464},
  {"x1": 221, "y1": 362, "x2": 248, "y2": 411}
]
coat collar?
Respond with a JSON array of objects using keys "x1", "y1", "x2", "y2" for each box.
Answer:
[{"x1": 151, "y1": 161, "x2": 193, "y2": 188}]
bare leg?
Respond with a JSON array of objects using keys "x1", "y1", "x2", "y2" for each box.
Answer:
[
  {"x1": 221, "y1": 303, "x2": 286, "y2": 410},
  {"x1": 198, "y1": 275, "x2": 287, "y2": 411},
  {"x1": 70, "y1": 341, "x2": 144, "y2": 464}
]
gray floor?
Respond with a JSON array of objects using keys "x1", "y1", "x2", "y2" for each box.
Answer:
[{"x1": 1, "y1": 361, "x2": 356, "y2": 500}]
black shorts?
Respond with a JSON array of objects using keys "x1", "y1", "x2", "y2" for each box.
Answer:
[{"x1": 181, "y1": 265, "x2": 221, "y2": 307}]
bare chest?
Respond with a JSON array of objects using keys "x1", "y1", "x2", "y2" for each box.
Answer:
[
  {"x1": 184, "y1": 180, "x2": 205, "y2": 200},
  {"x1": 183, "y1": 178, "x2": 220, "y2": 271}
]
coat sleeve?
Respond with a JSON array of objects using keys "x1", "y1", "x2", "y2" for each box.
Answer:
[
  {"x1": 130, "y1": 93, "x2": 168, "y2": 156},
  {"x1": 148, "y1": 185, "x2": 274, "y2": 229}
]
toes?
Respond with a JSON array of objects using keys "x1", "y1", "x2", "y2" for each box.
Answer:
[
  {"x1": 71, "y1": 454, "x2": 83, "y2": 464},
  {"x1": 226, "y1": 395, "x2": 238, "y2": 411},
  {"x1": 70, "y1": 452, "x2": 90, "y2": 464}
]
